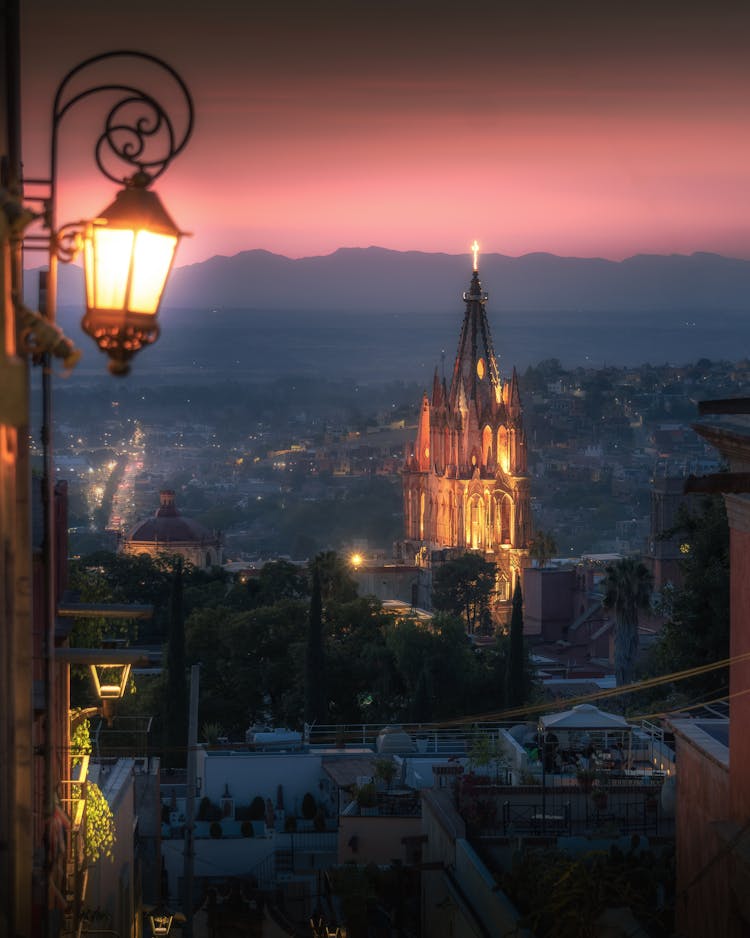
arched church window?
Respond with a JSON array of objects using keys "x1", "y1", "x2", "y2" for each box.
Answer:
[
  {"x1": 497, "y1": 426, "x2": 509, "y2": 473},
  {"x1": 469, "y1": 495, "x2": 484, "y2": 550},
  {"x1": 501, "y1": 496, "x2": 511, "y2": 544},
  {"x1": 482, "y1": 425, "x2": 493, "y2": 467}
]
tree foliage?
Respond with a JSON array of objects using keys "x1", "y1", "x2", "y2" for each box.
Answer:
[
  {"x1": 650, "y1": 496, "x2": 729, "y2": 695},
  {"x1": 304, "y1": 569, "x2": 327, "y2": 725},
  {"x1": 70, "y1": 718, "x2": 116, "y2": 867},
  {"x1": 602, "y1": 556, "x2": 653, "y2": 686},
  {"x1": 163, "y1": 560, "x2": 188, "y2": 768},
  {"x1": 72, "y1": 548, "x2": 531, "y2": 736},
  {"x1": 432, "y1": 554, "x2": 497, "y2": 634},
  {"x1": 502, "y1": 842, "x2": 674, "y2": 938},
  {"x1": 529, "y1": 529, "x2": 558, "y2": 569}
]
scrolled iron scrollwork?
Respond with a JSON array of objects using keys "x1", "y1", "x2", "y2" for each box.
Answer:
[
  {"x1": 52, "y1": 50, "x2": 193, "y2": 186},
  {"x1": 53, "y1": 222, "x2": 85, "y2": 264}
]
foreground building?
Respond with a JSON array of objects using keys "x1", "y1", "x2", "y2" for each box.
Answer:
[
  {"x1": 402, "y1": 250, "x2": 531, "y2": 603},
  {"x1": 668, "y1": 404, "x2": 750, "y2": 938}
]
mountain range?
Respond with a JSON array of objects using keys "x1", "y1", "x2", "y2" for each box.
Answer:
[{"x1": 35, "y1": 247, "x2": 750, "y2": 315}]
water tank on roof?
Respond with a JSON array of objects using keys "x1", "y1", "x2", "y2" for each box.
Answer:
[{"x1": 376, "y1": 725, "x2": 416, "y2": 754}]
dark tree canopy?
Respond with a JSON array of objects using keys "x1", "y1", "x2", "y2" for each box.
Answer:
[
  {"x1": 529, "y1": 530, "x2": 558, "y2": 569},
  {"x1": 164, "y1": 560, "x2": 188, "y2": 767},
  {"x1": 432, "y1": 554, "x2": 497, "y2": 634},
  {"x1": 602, "y1": 556, "x2": 653, "y2": 686},
  {"x1": 309, "y1": 550, "x2": 358, "y2": 606},
  {"x1": 304, "y1": 569, "x2": 327, "y2": 725},
  {"x1": 651, "y1": 496, "x2": 729, "y2": 695}
]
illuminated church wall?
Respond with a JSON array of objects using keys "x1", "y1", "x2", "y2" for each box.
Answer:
[{"x1": 402, "y1": 248, "x2": 531, "y2": 598}]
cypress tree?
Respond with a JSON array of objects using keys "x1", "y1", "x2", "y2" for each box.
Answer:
[
  {"x1": 164, "y1": 559, "x2": 188, "y2": 767},
  {"x1": 409, "y1": 665, "x2": 433, "y2": 722},
  {"x1": 305, "y1": 569, "x2": 326, "y2": 725},
  {"x1": 507, "y1": 578, "x2": 525, "y2": 707}
]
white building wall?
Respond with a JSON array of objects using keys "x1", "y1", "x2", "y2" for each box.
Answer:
[{"x1": 201, "y1": 752, "x2": 325, "y2": 818}]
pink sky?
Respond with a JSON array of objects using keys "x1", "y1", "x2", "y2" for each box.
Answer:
[{"x1": 20, "y1": 0, "x2": 750, "y2": 266}]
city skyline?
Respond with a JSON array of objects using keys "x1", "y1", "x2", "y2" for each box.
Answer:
[{"x1": 20, "y1": 0, "x2": 750, "y2": 268}]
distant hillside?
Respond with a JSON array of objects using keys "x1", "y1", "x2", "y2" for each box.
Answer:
[
  {"x1": 32, "y1": 247, "x2": 750, "y2": 315},
  {"x1": 164, "y1": 248, "x2": 750, "y2": 313}
]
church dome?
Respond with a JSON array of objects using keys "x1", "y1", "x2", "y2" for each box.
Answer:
[{"x1": 122, "y1": 490, "x2": 222, "y2": 569}]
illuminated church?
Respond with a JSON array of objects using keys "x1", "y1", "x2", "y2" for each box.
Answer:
[{"x1": 402, "y1": 245, "x2": 531, "y2": 603}]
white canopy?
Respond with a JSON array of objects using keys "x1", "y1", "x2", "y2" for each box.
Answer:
[{"x1": 539, "y1": 703, "x2": 631, "y2": 734}]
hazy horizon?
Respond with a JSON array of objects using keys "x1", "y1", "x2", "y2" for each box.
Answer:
[{"x1": 21, "y1": 1, "x2": 750, "y2": 266}]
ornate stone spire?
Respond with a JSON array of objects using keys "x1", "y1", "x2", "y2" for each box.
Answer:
[{"x1": 449, "y1": 244, "x2": 502, "y2": 418}]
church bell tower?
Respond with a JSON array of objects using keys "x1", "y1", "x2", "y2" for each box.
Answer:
[{"x1": 402, "y1": 243, "x2": 531, "y2": 603}]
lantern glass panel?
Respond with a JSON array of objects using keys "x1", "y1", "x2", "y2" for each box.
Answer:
[
  {"x1": 90, "y1": 663, "x2": 131, "y2": 699},
  {"x1": 129, "y1": 230, "x2": 177, "y2": 314},
  {"x1": 84, "y1": 235, "x2": 95, "y2": 310},
  {"x1": 91, "y1": 227, "x2": 134, "y2": 310}
]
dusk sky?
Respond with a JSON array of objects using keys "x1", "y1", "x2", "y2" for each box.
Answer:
[{"x1": 20, "y1": 0, "x2": 750, "y2": 267}]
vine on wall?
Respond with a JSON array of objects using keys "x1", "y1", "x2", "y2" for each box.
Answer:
[{"x1": 70, "y1": 717, "x2": 117, "y2": 865}]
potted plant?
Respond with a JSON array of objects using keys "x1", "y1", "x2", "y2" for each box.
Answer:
[
  {"x1": 591, "y1": 788, "x2": 608, "y2": 810},
  {"x1": 241, "y1": 820, "x2": 254, "y2": 837},
  {"x1": 209, "y1": 821, "x2": 223, "y2": 839},
  {"x1": 576, "y1": 768, "x2": 597, "y2": 793},
  {"x1": 645, "y1": 792, "x2": 659, "y2": 813},
  {"x1": 374, "y1": 757, "x2": 397, "y2": 791},
  {"x1": 302, "y1": 792, "x2": 317, "y2": 821},
  {"x1": 356, "y1": 782, "x2": 378, "y2": 815},
  {"x1": 249, "y1": 796, "x2": 265, "y2": 821}
]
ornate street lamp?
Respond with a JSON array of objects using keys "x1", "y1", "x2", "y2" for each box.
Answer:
[
  {"x1": 144, "y1": 903, "x2": 186, "y2": 936},
  {"x1": 88, "y1": 658, "x2": 132, "y2": 723},
  {"x1": 57, "y1": 646, "x2": 151, "y2": 726},
  {"x1": 81, "y1": 171, "x2": 185, "y2": 374},
  {"x1": 23, "y1": 50, "x2": 193, "y2": 375},
  {"x1": 148, "y1": 906, "x2": 173, "y2": 936}
]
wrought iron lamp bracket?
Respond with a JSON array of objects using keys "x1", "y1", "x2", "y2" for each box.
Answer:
[
  {"x1": 49, "y1": 49, "x2": 193, "y2": 200},
  {"x1": 24, "y1": 49, "x2": 193, "y2": 248}
]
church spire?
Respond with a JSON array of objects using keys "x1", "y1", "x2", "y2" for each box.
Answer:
[{"x1": 449, "y1": 242, "x2": 501, "y2": 416}]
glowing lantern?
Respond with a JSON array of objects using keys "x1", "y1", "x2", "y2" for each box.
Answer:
[
  {"x1": 148, "y1": 908, "x2": 174, "y2": 936},
  {"x1": 82, "y1": 172, "x2": 184, "y2": 376},
  {"x1": 89, "y1": 659, "x2": 132, "y2": 724}
]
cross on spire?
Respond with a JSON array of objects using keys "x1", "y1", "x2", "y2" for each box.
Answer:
[{"x1": 471, "y1": 239, "x2": 480, "y2": 272}]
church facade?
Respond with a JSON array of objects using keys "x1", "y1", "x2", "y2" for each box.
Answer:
[{"x1": 402, "y1": 251, "x2": 532, "y2": 603}]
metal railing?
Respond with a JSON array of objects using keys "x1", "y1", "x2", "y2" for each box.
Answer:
[{"x1": 308, "y1": 721, "x2": 515, "y2": 750}]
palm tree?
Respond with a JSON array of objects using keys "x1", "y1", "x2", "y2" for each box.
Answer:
[
  {"x1": 602, "y1": 556, "x2": 653, "y2": 686},
  {"x1": 529, "y1": 530, "x2": 558, "y2": 569}
]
